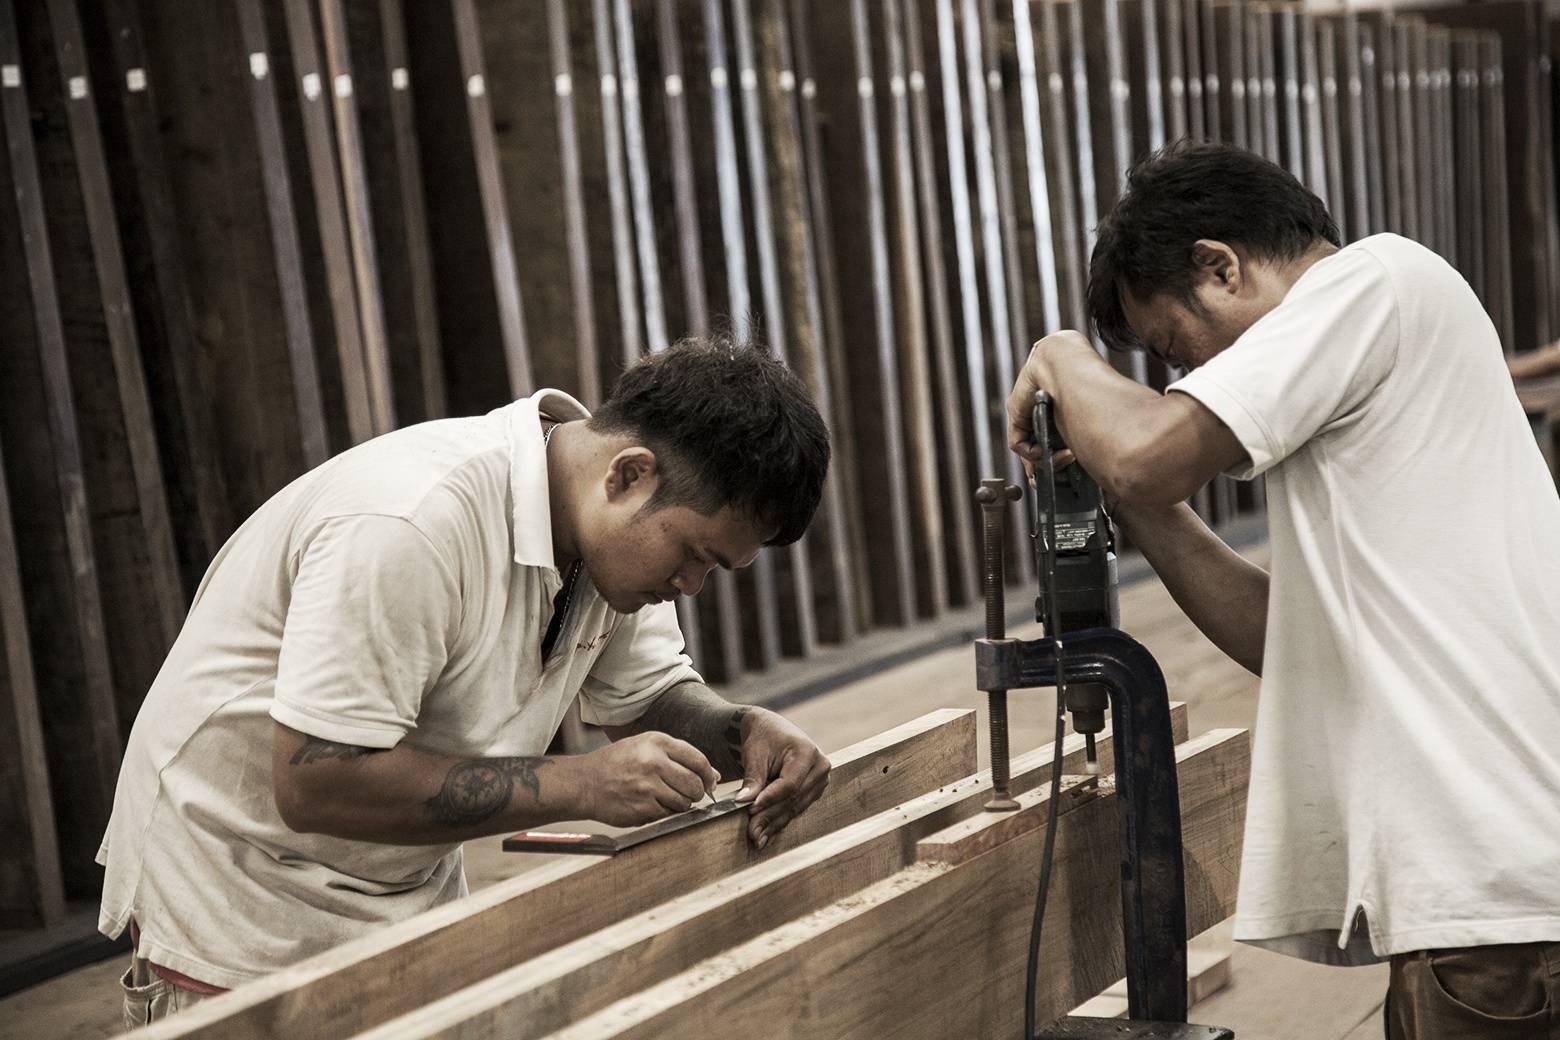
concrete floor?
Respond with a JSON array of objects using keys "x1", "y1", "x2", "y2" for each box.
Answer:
[{"x1": 0, "y1": 541, "x2": 1389, "y2": 1039}]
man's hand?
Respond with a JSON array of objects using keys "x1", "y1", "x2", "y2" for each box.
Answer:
[
  {"x1": 575, "y1": 732, "x2": 720, "y2": 827},
  {"x1": 734, "y1": 708, "x2": 830, "y2": 850},
  {"x1": 1006, "y1": 331, "x2": 1099, "y2": 479}
]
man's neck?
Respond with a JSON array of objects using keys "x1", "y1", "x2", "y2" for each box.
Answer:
[{"x1": 545, "y1": 420, "x2": 584, "y2": 571}]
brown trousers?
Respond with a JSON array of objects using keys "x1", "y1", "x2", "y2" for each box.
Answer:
[{"x1": 1387, "y1": 942, "x2": 1560, "y2": 1039}]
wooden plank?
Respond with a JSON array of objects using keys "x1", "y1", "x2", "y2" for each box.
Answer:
[
  {"x1": 349, "y1": 708, "x2": 1191, "y2": 1040},
  {"x1": 83, "y1": 0, "x2": 235, "y2": 593},
  {"x1": 789, "y1": 0, "x2": 875, "y2": 639},
  {"x1": 317, "y1": 0, "x2": 395, "y2": 434},
  {"x1": 278, "y1": 0, "x2": 376, "y2": 443},
  {"x1": 752, "y1": 0, "x2": 859, "y2": 644},
  {"x1": 0, "y1": 435, "x2": 66, "y2": 928},
  {"x1": 961, "y1": 0, "x2": 1038, "y2": 564},
  {"x1": 228, "y1": 0, "x2": 330, "y2": 478},
  {"x1": 881, "y1": 0, "x2": 950, "y2": 620},
  {"x1": 729, "y1": 0, "x2": 819, "y2": 655},
  {"x1": 1361, "y1": 13, "x2": 1402, "y2": 235},
  {"x1": 1485, "y1": 32, "x2": 1515, "y2": 348},
  {"x1": 140, "y1": 709, "x2": 978, "y2": 1040},
  {"x1": 0, "y1": 0, "x2": 120, "y2": 898},
  {"x1": 1318, "y1": 17, "x2": 1346, "y2": 240},
  {"x1": 1277, "y1": 5, "x2": 1302, "y2": 181},
  {"x1": 1337, "y1": 13, "x2": 1372, "y2": 239},
  {"x1": 1358, "y1": 19, "x2": 1387, "y2": 236},
  {"x1": 43, "y1": 0, "x2": 186, "y2": 654},
  {"x1": 1161, "y1": 0, "x2": 1188, "y2": 143},
  {"x1": 614, "y1": 0, "x2": 669, "y2": 355},
  {"x1": 1008, "y1": 0, "x2": 1062, "y2": 334},
  {"x1": 1300, "y1": 13, "x2": 1328, "y2": 206},
  {"x1": 1034, "y1": 0, "x2": 1089, "y2": 328},
  {"x1": 808, "y1": 0, "x2": 917, "y2": 627},
  {"x1": 1243, "y1": 3, "x2": 1264, "y2": 161},
  {"x1": 1454, "y1": 32, "x2": 1485, "y2": 304},
  {"x1": 904, "y1": 0, "x2": 978, "y2": 607},
  {"x1": 377, "y1": 0, "x2": 447, "y2": 420},
  {"x1": 542, "y1": 726, "x2": 1247, "y2": 1039},
  {"x1": 1209, "y1": 2, "x2": 1247, "y2": 150}
]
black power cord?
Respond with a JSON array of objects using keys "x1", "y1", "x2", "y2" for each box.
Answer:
[{"x1": 1024, "y1": 686, "x2": 1070, "y2": 1040}]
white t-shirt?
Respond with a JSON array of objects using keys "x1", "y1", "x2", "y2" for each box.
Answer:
[
  {"x1": 96, "y1": 390, "x2": 699, "y2": 988},
  {"x1": 1170, "y1": 234, "x2": 1560, "y2": 965}
]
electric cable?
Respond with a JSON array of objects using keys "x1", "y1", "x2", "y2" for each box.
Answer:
[{"x1": 1023, "y1": 685, "x2": 1069, "y2": 1040}]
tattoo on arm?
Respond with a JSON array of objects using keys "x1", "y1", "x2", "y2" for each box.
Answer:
[
  {"x1": 631, "y1": 683, "x2": 748, "y2": 778},
  {"x1": 423, "y1": 757, "x2": 551, "y2": 828},
  {"x1": 291, "y1": 737, "x2": 383, "y2": 765}
]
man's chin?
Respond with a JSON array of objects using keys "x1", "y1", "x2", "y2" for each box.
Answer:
[{"x1": 604, "y1": 591, "x2": 651, "y2": 614}]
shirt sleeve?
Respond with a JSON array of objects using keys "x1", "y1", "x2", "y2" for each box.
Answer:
[
  {"x1": 578, "y1": 601, "x2": 702, "y2": 727},
  {"x1": 271, "y1": 515, "x2": 459, "y2": 747},
  {"x1": 1167, "y1": 247, "x2": 1401, "y2": 478}
]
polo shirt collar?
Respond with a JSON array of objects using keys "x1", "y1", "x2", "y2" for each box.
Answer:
[{"x1": 503, "y1": 388, "x2": 591, "y2": 574}]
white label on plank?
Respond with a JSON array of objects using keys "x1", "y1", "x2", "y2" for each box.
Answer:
[
  {"x1": 1245, "y1": 77, "x2": 1258, "y2": 97},
  {"x1": 1415, "y1": 70, "x2": 1428, "y2": 88},
  {"x1": 1189, "y1": 78, "x2": 1202, "y2": 98},
  {"x1": 303, "y1": 72, "x2": 321, "y2": 100},
  {"x1": 890, "y1": 74, "x2": 905, "y2": 96},
  {"x1": 1285, "y1": 80, "x2": 1297, "y2": 100},
  {"x1": 1303, "y1": 83, "x2": 1317, "y2": 104},
  {"x1": 801, "y1": 77, "x2": 816, "y2": 99},
  {"x1": 1231, "y1": 78, "x2": 1246, "y2": 100},
  {"x1": 1111, "y1": 79, "x2": 1128, "y2": 102},
  {"x1": 740, "y1": 67, "x2": 757, "y2": 91},
  {"x1": 623, "y1": 77, "x2": 638, "y2": 101},
  {"x1": 334, "y1": 74, "x2": 352, "y2": 98},
  {"x1": 858, "y1": 76, "x2": 873, "y2": 98},
  {"x1": 910, "y1": 70, "x2": 926, "y2": 92},
  {"x1": 1397, "y1": 71, "x2": 1409, "y2": 90},
  {"x1": 1048, "y1": 72, "x2": 1063, "y2": 93},
  {"x1": 1170, "y1": 75, "x2": 1184, "y2": 97},
  {"x1": 1264, "y1": 78, "x2": 1275, "y2": 98},
  {"x1": 710, "y1": 66, "x2": 728, "y2": 90},
  {"x1": 69, "y1": 75, "x2": 88, "y2": 99},
  {"x1": 127, "y1": 67, "x2": 147, "y2": 92},
  {"x1": 1349, "y1": 77, "x2": 1361, "y2": 97},
  {"x1": 987, "y1": 69, "x2": 1001, "y2": 91},
  {"x1": 392, "y1": 67, "x2": 409, "y2": 90},
  {"x1": 467, "y1": 74, "x2": 485, "y2": 97},
  {"x1": 779, "y1": 69, "x2": 796, "y2": 91},
  {"x1": 664, "y1": 73, "x2": 682, "y2": 96},
  {"x1": 1, "y1": 65, "x2": 18, "y2": 89},
  {"x1": 250, "y1": 52, "x2": 270, "y2": 80},
  {"x1": 600, "y1": 73, "x2": 617, "y2": 96},
  {"x1": 556, "y1": 72, "x2": 573, "y2": 96},
  {"x1": 1208, "y1": 74, "x2": 1220, "y2": 93}
]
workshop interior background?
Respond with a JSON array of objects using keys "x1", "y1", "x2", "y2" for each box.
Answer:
[{"x1": 1, "y1": 0, "x2": 1558, "y2": 974}]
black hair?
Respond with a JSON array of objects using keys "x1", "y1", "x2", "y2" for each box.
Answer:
[
  {"x1": 1088, "y1": 141, "x2": 1342, "y2": 353},
  {"x1": 589, "y1": 336, "x2": 830, "y2": 546}
]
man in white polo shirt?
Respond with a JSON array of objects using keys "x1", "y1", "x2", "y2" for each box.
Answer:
[
  {"x1": 99, "y1": 341, "x2": 833, "y2": 1025},
  {"x1": 1007, "y1": 143, "x2": 1560, "y2": 1037}
]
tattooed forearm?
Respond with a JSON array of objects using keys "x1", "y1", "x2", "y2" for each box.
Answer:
[
  {"x1": 630, "y1": 682, "x2": 748, "y2": 778},
  {"x1": 423, "y1": 757, "x2": 552, "y2": 828},
  {"x1": 291, "y1": 737, "x2": 383, "y2": 765}
]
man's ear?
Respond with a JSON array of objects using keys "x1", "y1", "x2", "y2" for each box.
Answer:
[
  {"x1": 1191, "y1": 239, "x2": 1242, "y2": 295},
  {"x1": 604, "y1": 447, "x2": 660, "y2": 503}
]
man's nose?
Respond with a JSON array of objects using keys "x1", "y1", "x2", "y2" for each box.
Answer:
[{"x1": 671, "y1": 564, "x2": 710, "y2": 598}]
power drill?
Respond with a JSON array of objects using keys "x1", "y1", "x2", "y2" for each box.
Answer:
[{"x1": 1031, "y1": 390, "x2": 1119, "y2": 772}]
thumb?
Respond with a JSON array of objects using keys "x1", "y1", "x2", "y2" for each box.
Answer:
[{"x1": 735, "y1": 764, "x2": 766, "y2": 804}]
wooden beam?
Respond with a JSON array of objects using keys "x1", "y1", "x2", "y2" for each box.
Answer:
[
  {"x1": 540, "y1": 726, "x2": 1247, "y2": 1039},
  {"x1": 337, "y1": 707, "x2": 1190, "y2": 1040},
  {"x1": 141, "y1": 708, "x2": 978, "y2": 1040},
  {"x1": 0, "y1": 0, "x2": 121, "y2": 898},
  {"x1": 0, "y1": 435, "x2": 66, "y2": 928}
]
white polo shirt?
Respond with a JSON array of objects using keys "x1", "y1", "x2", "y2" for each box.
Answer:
[
  {"x1": 96, "y1": 390, "x2": 699, "y2": 988},
  {"x1": 1170, "y1": 234, "x2": 1560, "y2": 964}
]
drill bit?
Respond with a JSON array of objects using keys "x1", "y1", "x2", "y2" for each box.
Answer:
[{"x1": 977, "y1": 478, "x2": 1022, "y2": 811}]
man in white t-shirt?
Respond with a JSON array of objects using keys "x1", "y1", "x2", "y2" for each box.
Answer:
[
  {"x1": 1006, "y1": 143, "x2": 1560, "y2": 1037},
  {"x1": 100, "y1": 340, "x2": 833, "y2": 1025}
]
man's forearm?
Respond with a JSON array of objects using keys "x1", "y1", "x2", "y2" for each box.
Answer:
[
  {"x1": 613, "y1": 681, "x2": 748, "y2": 780},
  {"x1": 272, "y1": 724, "x2": 586, "y2": 845},
  {"x1": 1116, "y1": 502, "x2": 1269, "y2": 675}
]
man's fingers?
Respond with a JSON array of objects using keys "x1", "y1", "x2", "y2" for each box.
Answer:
[
  {"x1": 794, "y1": 760, "x2": 831, "y2": 813},
  {"x1": 749, "y1": 805, "x2": 796, "y2": 850},
  {"x1": 751, "y1": 774, "x2": 798, "y2": 813},
  {"x1": 659, "y1": 737, "x2": 718, "y2": 797},
  {"x1": 659, "y1": 760, "x2": 708, "y2": 805},
  {"x1": 653, "y1": 781, "x2": 695, "y2": 815}
]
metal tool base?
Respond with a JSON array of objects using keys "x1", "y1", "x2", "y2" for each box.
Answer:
[{"x1": 1036, "y1": 1017, "x2": 1234, "y2": 1039}]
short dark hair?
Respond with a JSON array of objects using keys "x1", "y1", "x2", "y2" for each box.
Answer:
[
  {"x1": 1088, "y1": 141, "x2": 1341, "y2": 352},
  {"x1": 590, "y1": 337, "x2": 830, "y2": 546}
]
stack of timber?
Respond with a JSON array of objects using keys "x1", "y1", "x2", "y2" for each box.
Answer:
[
  {"x1": 122, "y1": 706, "x2": 1250, "y2": 1039},
  {"x1": 0, "y1": 0, "x2": 1556, "y2": 937}
]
